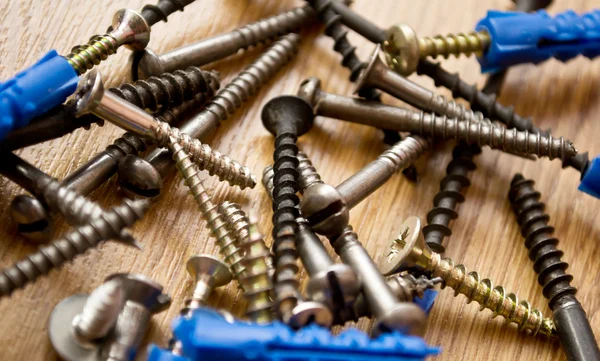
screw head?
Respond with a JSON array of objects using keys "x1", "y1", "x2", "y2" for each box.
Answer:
[
  {"x1": 74, "y1": 69, "x2": 105, "y2": 117},
  {"x1": 374, "y1": 302, "x2": 427, "y2": 336},
  {"x1": 296, "y1": 77, "x2": 321, "y2": 109},
  {"x1": 379, "y1": 216, "x2": 432, "y2": 276},
  {"x1": 306, "y1": 263, "x2": 361, "y2": 307},
  {"x1": 9, "y1": 195, "x2": 53, "y2": 243},
  {"x1": 186, "y1": 254, "x2": 232, "y2": 288},
  {"x1": 300, "y1": 183, "x2": 349, "y2": 237},
  {"x1": 130, "y1": 49, "x2": 164, "y2": 81},
  {"x1": 111, "y1": 9, "x2": 151, "y2": 51},
  {"x1": 104, "y1": 273, "x2": 171, "y2": 314},
  {"x1": 48, "y1": 294, "x2": 103, "y2": 361},
  {"x1": 261, "y1": 95, "x2": 314, "y2": 137},
  {"x1": 383, "y1": 24, "x2": 420, "y2": 76},
  {"x1": 117, "y1": 155, "x2": 163, "y2": 199},
  {"x1": 354, "y1": 44, "x2": 386, "y2": 95},
  {"x1": 288, "y1": 301, "x2": 333, "y2": 329}
]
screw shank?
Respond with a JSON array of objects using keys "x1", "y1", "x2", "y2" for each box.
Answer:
[
  {"x1": 326, "y1": 0, "x2": 387, "y2": 43},
  {"x1": 296, "y1": 221, "x2": 335, "y2": 276},
  {"x1": 554, "y1": 301, "x2": 600, "y2": 361},
  {"x1": 96, "y1": 92, "x2": 158, "y2": 137}
]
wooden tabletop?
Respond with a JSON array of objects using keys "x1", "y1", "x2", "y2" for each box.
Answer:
[{"x1": 1, "y1": 0, "x2": 600, "y2": 360}]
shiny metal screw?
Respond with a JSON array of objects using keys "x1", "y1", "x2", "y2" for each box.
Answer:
[
  {"x1": 0, "y1": 198, "x2": 149, "y2": 298},
  {"x1": 118, "y1": 34, "x2": 301, "y2": 198},
  {"x1": 65, "y1": 9, "x2": 150, "y2": 75},
  {"x1": 48, "y1": 280, "x2": 125, "y2": 361},
  {"x1": 384, "y1": 24, "x2": 490, "y2": 76},
  {"x1": 303, "y1": 76, "x2": 576, "y2": 161},
  {"x1": 74, "y1": 69, "x2": 255, "y2": 189},
  {"x1": 134, "y1": 5, "x2": 314, "y2": 79},
  {"x1": 380, "y1": 216, "x2": 556, "y2": 337}
]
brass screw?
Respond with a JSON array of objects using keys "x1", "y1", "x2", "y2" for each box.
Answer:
[
  {"x1": 379, "y1": 216, "x2": 556, "y2": 337},
  {"x1": 384, "y1": 24, "x2": 490, "y2": 76}
]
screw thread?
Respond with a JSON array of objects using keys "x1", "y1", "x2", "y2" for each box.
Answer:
[
  {"x1": 296, "y1": 151, "x2": 324, "y2": 192},
  {"x1": 74, "y1": 279, "x2": 125, "y2": 341},
  {"x1": 271, "y1": 132, "x2": 303, "y2": 318},
  {"x1": 65, "y1": 34, "x2": 119, "y2": 75},
  {"x1": 219, "y1": 201, "x2": 251, "y2": 246},
  {"x1": 0, "y1": 199, "x2": 149, "y2": 298},
  {"x1": 428, "y1": 252, "x2": 556, "y2": 336},
  {"x1": 410, "y1": 113, "x2": 576, "y2": 160},
  {"x1": 418, "y1": 31, "x2": 491, "y2": 59},
  {"x1": 169, "y1": 142, "x2": 245, "y2": 281},
  {"x1": 261, "y1": 165, "x2": 276, "y2": 198},
  {"x1": 154, "y1": 122, "x2": 256, "y2": 189},
  {"x1": 239, "y1": 221, "x2": 275, "y2": 323},
  {"x1": 140, "y1": 0, "x2": 194, "y2": 26},
  {"x1": 377, "y1": 136, "x2": 429, "y2": 172},
  {"x1": 423, "y1": 143, "x2": 481, "y2": 253},
  {"x1": 508, "y1": 175, "x2": 577, "y2": 308}
]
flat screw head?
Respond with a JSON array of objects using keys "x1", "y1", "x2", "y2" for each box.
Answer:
[
  {"x1": 353, "y1": 44, "x2": 386, "y2": 95},
  {"x1": 111, "y1": 9, "x2": 151, "y2": 51},
  {"x1": 117, "y1": 155, "x2": 163, "y2": 199},
  {"x1": 374, "y1": 302, "x2": 427, "y2": 336},
  {"x1": 186, "y1": 254, "x2": 233, "y2": 288},
  {"x1": 131, "y1": 49, "x2": 164, "y2": 80},
  {"x1": 379, "y1": 216, "x2": 432, "y2": 276},
  {"x1": 383, "y1": 24, "x2": 420, "y2": 76},
  {"x1": 261, "y1": 95, "x2": 314, "y2": 136},
  {"x1": 104, "y1": 273, "x2": 171, "y2": 314},
  {"x1": 9, "y1": 195, "x2": 53, "y2": 243},
  {"x1": 74, "y1": 69, "x2": 105, "y2": 117},
  {"x1": 300, "y1": 183, "x2": 349, "y2": 237},
  {"x1": 296, "y1": 77, "x2": 321, "y2": 109},
  {"x1": 288, "y1": 301, "x2": 333, "y2": 329}
]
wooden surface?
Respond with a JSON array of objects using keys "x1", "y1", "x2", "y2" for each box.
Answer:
[{"x1": 1, "y1": 0, "x2": 600, "y2": 360}]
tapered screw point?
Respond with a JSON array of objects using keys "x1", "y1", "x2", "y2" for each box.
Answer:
[
  {"x1": 261, "y1": 95, "x2": 315, "y2": 137},
  {"x1": 186, "y1": 255, "x2": 233, "y2": 288},
  {"x1": 511, "y1": 173, "x2": 526, "y2": 187}
]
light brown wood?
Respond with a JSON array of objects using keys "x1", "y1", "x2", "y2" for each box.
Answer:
[{"x1": 1, "y1": 0, "x2": 600, "y2": 360}]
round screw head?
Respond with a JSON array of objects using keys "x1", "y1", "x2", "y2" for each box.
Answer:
[
  {"x1": 112, "y1": 9, "x2": 151, "y2": 51},
  {"x1": 379, "y1": 216, "x2": 432, "y2": 276},
  {"x1": 383, "y1": 24, "x2": 420, "y2": 76},
  {"x1": 74, "y1": 69, "x2": 105, "y2": 117},
  {"x1": 374, "y1": 302, "x2": 427, "y2": 336},
  {"x1": 300, "y1": 183, "x2": 349, "y2": 237},
  {"x1": 261, "y1": 95, "x2": 314, "y2": 137},
  {"x1": 131, "y1": 49, "x2": 164, "y2": 80},
  {"x1": 186, "y1": 254, "x2": 233, "y2": 288},
  {"x1": 9, "y1": 195, "x2": 53, "y2": 243},
  {"x1": 306, "y1": 263, "x2": 361, "y2": 306},
  {"x1": 48, "y1": 294, "x2": 103, "y2": 361},
  {"x1": 296, "y1": 77, "x2": 321, "y2": 109},
  {"x1": 117, "y1": 155, "x2": 163, "y2": 199},
  {"x1": 288, "y1": 301, "x2": 333, "y2": 329},
  {"x1": 104, "y1": 273, "x2": 171, "y2": 314}
]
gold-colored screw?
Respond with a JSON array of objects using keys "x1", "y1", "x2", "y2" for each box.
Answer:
[
  {"x1": 378, "y1": 216, "x2": 556, "y2": 337},
  {"x1": 383, "y1": 24, "x2": 491, "y2": 76}
]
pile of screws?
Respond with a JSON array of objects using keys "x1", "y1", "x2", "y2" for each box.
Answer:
[{"x1": 0, "y1": 1, "x2": 599, "y2": 361}]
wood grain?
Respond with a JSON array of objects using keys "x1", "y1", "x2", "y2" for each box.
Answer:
[{"x1": 1, "y1": 0, "x2": 600, "y2": 360}]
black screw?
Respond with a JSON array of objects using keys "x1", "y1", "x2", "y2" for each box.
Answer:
[
  {"x1": 140, "y1": 0, "x2": 195, "y2": 27},
  {"x1": 509, "y1": 174, "x2": 600, "y2": 361}
]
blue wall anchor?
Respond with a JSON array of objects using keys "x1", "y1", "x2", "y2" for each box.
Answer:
[
  {"x1": 476, "y1": 9, "x2": 600, "y2": 73},
  {"x1": 0, "y1": 50, "x2": 78, "y2": 140},
  {"x1": 146, "y1": 308, "x2": 440, "y2": 361},
  {"x1": 579, "y1": 155, "x2": 600, "y2": 198}
]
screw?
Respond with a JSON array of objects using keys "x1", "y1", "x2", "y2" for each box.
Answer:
[
  {"x1": 513, "y1": 0, "x2": 553, "y2": 12},
  {"x1": 139, "y1": 0, "x2": 195, "y2": 27},
  {"x1": 262, "y1": 164, "x2": 361, "y2": 315},
  {"x1": 300, "y1": 136, "x2": 428, "y2": 236},
  {"x1": 118, "y1": 34, "x2": 301, "y2": 198},
  {"x1": 65, "y1": 9, "x2": 150, "y2": 75},
  {"x1": 423, "y1": 143, "x2": 481, "y2": 253},
  {"x1": 304, "y1": 76, "x2": 577, "y2": 161},
  {"x1": 384, "y1": 24, "x2": 490, "y2": 76},
  {"x1": 48, "y1": 280, "x2": 125, "y2": 361},
  {"x1": 509, "y1": 174, "x2": 600, "y2": 360},
  {"x1": 380, "y1": 216, "x2": 556, "y2": 337},
  {"x1": 9, "y1": 195, "x2": 52, "y2": 243},
  {"x1": 74, "y1": 69, "x2": 255, "y2": 189},
  {"x1": 0, "y1": 198, "x2": 149, "y2": 298},
  {"x1": 133, "y1": 5, "x2": 314, "y2": 79},
  {"x1": 262, "y1": 95, "x2": 333, "y2": 328},
  {"x1": 101, "y1": 273, "x2": 171, "y2": 361}
]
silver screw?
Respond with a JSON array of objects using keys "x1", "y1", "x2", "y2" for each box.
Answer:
[
  {"x1": 133, "y1": 5, "x2": 314, "y2": 79},
  {"x1": 117, "y1": 34, "x2": 301, "y2": 198},
  {"x1": 74, "y1": 70, "x2": 256, "y2": 190}
]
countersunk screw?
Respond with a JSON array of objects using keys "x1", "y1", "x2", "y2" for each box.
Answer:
[
  {"x1": 384, "y1": 24, "x2": 490, "y2": 76},
  {"x1": 262, "y1": 95, "x2": 333, "y2": 328},
  {"x1": 0, "y1": 198, "x2": 149, "y2": 298},
  {"x1": 118, "y1": 34, "x2": 301, "y2": 198},
  {"x1": 380, "y1": 216, "x2": 556, "y2": 337},
  {"x1": 74, "y1": 69, "x2": 255, "y2": 189},
  {"x1": 509, "y1": 174, "x2": 600, "y2": 360},
  {"x1": 65, "y1": 9, "x2": 150, "y2": 75}
]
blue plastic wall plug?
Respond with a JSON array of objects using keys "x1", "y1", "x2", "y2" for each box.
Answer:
[
  {"x1": 0, "y1": 50, "x2": 79, "y2": 140},
  {"x1": 476, "y1": 9, "x2": 600, "y2": 73},
  {"x1": 579, "y1": 155, "x2": 600, "y2": 198},
  {"x1": 146, "y1": 308, "x2": 439, "y2": 361}
]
